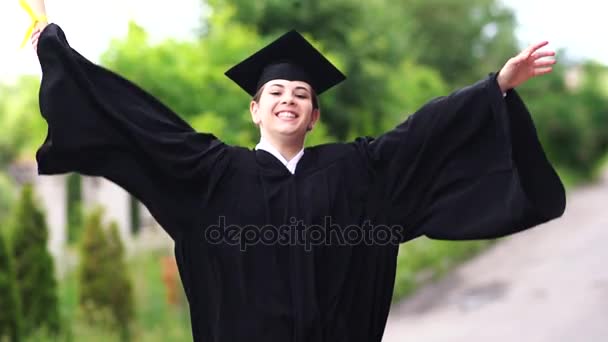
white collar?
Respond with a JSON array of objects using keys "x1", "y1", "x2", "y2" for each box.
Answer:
[{"x1": 255, "y1": 137, "x2": 305, "y2": 174}]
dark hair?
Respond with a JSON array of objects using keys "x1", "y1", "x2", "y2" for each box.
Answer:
[{"x1": 252, "y1": 84, "x2": 319, "y2": 109}]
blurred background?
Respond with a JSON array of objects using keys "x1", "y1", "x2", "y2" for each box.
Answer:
[{"x1": 0, "y1": 0, "x2": 606, "y2": 341}]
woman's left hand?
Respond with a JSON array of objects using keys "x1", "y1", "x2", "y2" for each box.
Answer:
[{"x1": 497, "y1": 41, "x2": 556, "y2": 93}]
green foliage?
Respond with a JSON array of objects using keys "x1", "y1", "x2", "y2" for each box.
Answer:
[
  {"x1": 0, "y1": 0, "x2": 601, "y2": 184},
  {"x1": 377, "y1": 61, "x2": 449, "y2": 133},
  {"x1": 106, "y1": 222, "x2": 135, "y2": 339},
  {"x1": 128, "y1": 251, "x2": 190, "y2": 340},
  {"x1": 66, "y1": 174, "x2": 83, "y2": 244},
  {"x1": 100, "y1": 16, "x2": 264, "y2": 148},
  {"x1": 0, "y1": 0, "x2": 606, "y2": 318},
  {"x1": 519, "y1": 60, "x2": 608, "y2": 180},
  {"x1": 393, "y1": 0, "x2": 518, "y2": 85},
  {"x1": 393, "y1": 238, "x2": 491, "y2": 301},
  {"x1": 79, "y1": 209, "x2": 134, "y2": 340},
  {"x1": 0, "y1": 77, "x2": 47, "y2": 168},
  {"x1": 0, "y1": 231, "x2": 22, "y2": 342},
  {"x1": 0, "y1": 173, "x2": 16, "y2": 225},
  {"x1": 20, "y1": 249, "x2": 191, "y2": 341},
  {"x1": 10, "y1": 185, "x2": 60, "y2": 336},
  {"x1": 79, "y1": 209, "x2": 108, "y2": 322},
  {"x1": 206, "y1": 0, "x2": 517, "y2": 138},
  {"x1": 304, "y1": 121, "x2": 334, "y2": 147}
]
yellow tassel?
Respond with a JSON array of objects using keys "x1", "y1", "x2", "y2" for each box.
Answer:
[{"x1": 19, "y1": 0, "x2": 47, "y2": 48}]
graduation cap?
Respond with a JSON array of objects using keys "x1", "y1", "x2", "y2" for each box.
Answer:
[{"x1": 225, "y1": 30, "x2": 346, "y2": 96}]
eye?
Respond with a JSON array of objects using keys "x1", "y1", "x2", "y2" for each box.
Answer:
[
  {"x1": 295, "y1": 94, "x2": 308, "y2": 99},
  {"x1": 270, "y1": 91, "x2": 281, "y2": 96}
]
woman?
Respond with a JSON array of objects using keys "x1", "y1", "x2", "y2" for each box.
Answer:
[{"x1": 28, "y1": 1, "x2": 565, "y2": 341}]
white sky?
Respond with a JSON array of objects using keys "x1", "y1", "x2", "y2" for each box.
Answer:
[{"x1": 0, "y1": 0, "x2": 605, "y2": 82}]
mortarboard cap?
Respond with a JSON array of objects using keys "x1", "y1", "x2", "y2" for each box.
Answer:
[{"x1": 225, "y1": 30, "x2": 346, "y2": 96}]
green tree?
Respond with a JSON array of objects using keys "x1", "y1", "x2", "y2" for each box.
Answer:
[
  {"x1": 517, "y1": 59, "x2": 608, "y2": 180},
  {"x1": 106, "y1": 222, "x2": 135, "y2": 340},
  {"x1": 79, "y1": 208, "x2": 109, "y2": 324},
  {"x1": 0, "y1": 77, "x2": 47, "y2": 168},
  {"x1": 579, "y1": 63, "x2": 608, "y2": 174},
  {"x1": 79, "y1": 209, "x2": 134, "y2": 340},
  {"x1": 0, "y1": 231, "x2": 22, "y2": 342},
  {"x1": 392, "y1": 0, "x2": 518, "y2": 86},
  {"x1": 10, "y1": 185, "x2": 60, "y2": 336},
  {"x1": 100, "y1": 17, "x2": 264, "y2": 148},
  {"x1": 205, "y1": 0, "x2": 517, "y2": 138}
]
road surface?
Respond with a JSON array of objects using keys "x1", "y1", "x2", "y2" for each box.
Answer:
[{"x1": 383, "y1": 178, "x2": 608, "y2": 342}]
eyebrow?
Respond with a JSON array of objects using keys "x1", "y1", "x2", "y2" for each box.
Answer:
[{"x1": 268, "y1": 84, "x2": 311, "y2": 92}]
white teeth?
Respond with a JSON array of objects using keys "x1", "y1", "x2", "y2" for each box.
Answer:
[{"x1": 277, "y1": 112, "x2": 296, "y2": 119}]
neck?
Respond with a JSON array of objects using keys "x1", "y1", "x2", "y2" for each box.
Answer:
[{"x1": 260, "y1": 134, "x2": 304, "y2": 161}]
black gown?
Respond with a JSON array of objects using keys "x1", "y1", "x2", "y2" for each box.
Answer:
[{"x1": 35, "y1": 24, "x2": 565, "y2": 342}]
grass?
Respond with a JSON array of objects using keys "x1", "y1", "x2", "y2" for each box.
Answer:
[{"x1": 393, "y1": 238, "x2": 492, "y2": 301}]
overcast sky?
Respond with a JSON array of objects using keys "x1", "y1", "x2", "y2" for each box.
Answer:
[{"x1": 0, "y1": 0, "x2": 604, "y2": 82}]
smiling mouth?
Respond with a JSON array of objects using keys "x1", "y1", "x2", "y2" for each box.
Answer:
[{"x1": 275, "y1": 111, "x2": 299, "y2": 119}]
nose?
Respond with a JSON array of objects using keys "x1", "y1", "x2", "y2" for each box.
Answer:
[{"x1": 280, "y1": 92, "x2": 295, "y2": 105}]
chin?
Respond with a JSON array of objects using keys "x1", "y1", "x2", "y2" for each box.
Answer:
[
  {"x1": 271, "y1": 123, "x2": 301, "y2": 134},
  {"x1": 275, "y1": 128, "x2": 306, "y2": 138}
]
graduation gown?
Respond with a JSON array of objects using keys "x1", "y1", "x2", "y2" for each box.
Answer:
[{"x1": 35, "y1": 24, "x2": 565, "y2": 342}]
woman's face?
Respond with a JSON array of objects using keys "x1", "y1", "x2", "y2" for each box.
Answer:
[{"x1": 250, "y1": 79, "x2": 319, "y2": 142}]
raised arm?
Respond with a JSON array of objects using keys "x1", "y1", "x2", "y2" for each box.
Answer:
[
  {"x1": 22, "y1": 0, "x2": 47, "y2": 51},
  {"x1": 362, "y1": 42, "x2": 565, "y2": 242},
  {"x1": 28, "y1": 7, "x2": 228, "y2": 239},
  {"x1": 496, "y1": 41, "x2": 556, "y2": 93}
]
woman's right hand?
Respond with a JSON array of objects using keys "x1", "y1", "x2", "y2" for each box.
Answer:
[
  {"x1": 31, "y1": 25, "x2": 45, "y2": 52},
  {"x1": 22, "y1": 0, "x2": 48, "y2": 52}
]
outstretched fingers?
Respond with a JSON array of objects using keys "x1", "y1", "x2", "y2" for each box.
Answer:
[
  {"x1": 524, "y1": 41, "x2": 550, "y2": 58},
  {"x1": 534, "y1": 58, "x2": 557, "y2": 68},
  {"x1": 532, "y1": 50, "x2": 556, "y2": 59},
  {"x1": 31, "y1": 28, "x2": 41, "y2": 51},
  {"x1": 534, "y1": 67, "x2": 553, "y2": 76}
]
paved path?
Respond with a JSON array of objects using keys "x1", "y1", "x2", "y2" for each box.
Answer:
[{"x1": 383, "y1": 178, "x2": 608, "y2": 342}]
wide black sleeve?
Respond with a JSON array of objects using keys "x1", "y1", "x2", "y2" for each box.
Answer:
[
  {"x1": 362, "y1": 73, "x2": 565, "y2": 241},
  {"x1": 35, "y1": 24, "x2": 227, "y2": 239}
]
